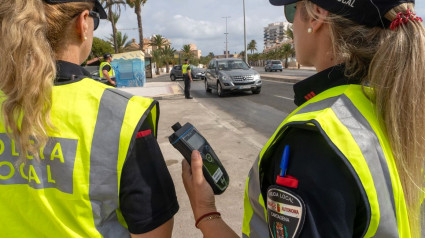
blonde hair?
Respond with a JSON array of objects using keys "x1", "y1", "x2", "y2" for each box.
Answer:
[
  {"x1": 0, "y1": 0, "x2": 93, "y2": 160},
  {"x1": 303, "y1": 1, "x2": 425, "y2": 236}
]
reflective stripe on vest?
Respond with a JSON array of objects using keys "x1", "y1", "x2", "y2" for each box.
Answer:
[
  {"x1": 242, "y1": 85, "x2": 410, "y2": 238},
  {"x1": 0, "y1": 78, "x2": 158, "y2": 237},
  {"x1": 99, "y1": 62, "x2": 115, "y2": 78},
  {"x1": 182, "y1": 64, "x2": 190, "y2": 74}
]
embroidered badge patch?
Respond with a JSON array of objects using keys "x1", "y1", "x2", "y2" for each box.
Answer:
[{"x1": 267, "y1": 186, "x2": 306, "y2": 238}]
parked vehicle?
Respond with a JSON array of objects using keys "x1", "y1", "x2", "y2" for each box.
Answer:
[
  {"x1": 84, "y1": 65, "x2": 108, "y2": 84},
  {"x1": 265, "y1": 60, "x2": 283, "y2": 72},
  {"x1": 205, "y1": 58, "x2": 262, "y2": 97},
  {"x1": 170, "y1": 65, "x2": 206, "y2": 81}
]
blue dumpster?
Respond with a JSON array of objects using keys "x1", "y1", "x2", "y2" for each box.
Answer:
[{"x1": 111, "y1": 50, "x2": 146, "y2": 87}]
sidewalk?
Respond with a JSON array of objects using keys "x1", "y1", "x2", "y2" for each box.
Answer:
[
  {"x1": 120, "y1": 83, "x2": 267, "y2": 237},
  {"x1": 254, "y1": 66, "x2": 314, "y2": 83},
  {"x1": 121, "y1": 81, "x2": 183, "y2": 100}
]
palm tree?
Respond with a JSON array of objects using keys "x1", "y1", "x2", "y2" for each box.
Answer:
[
  {"x1": 126, "y1": 0, "x2": 148, "y2": 51},
  {"x1": 152, "y1": 49, "x2": 163, "y2": 75},
  {"x1": 149, "y1": 34, "x2": 167, "y2": 51},
  {"x1": 181, "y1": 44, "x2": 194, "y2": 61},
  {"x1": 285, "y1": 26, "x2": 294, "y2": 41},
  {"x1": 247, "y1": 40, "x2": 257, "y2": 54},
  {"x1": 279, "y1": 43, "x2": 294, "y2": 68},
  {"x1": 207, "y1": 52, "x2": 215, "y2": 58},
  {"x1": 162, "y1": 46, "x2": 176, "y2": 73},
  {"x1": 101, "y1": 0, "x2": 126, "y2": 53},
  {"x1": 285, "y1": 25, "x2": 298, "y2": 68},
  {"x1": 108, "y1": 31, "x2": 130, "y2": 53}
]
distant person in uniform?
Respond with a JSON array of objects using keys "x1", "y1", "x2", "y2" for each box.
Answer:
[
  {"x1": 182, "y1": 59, "x2": 193, "y2": 99},
  {"x1": 100, "y1": 53, "x2": 116, "y2": 87}
]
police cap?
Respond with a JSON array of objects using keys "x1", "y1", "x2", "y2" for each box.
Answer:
[
  {"x1": 43, "y1": 0, "x2": 107, "y2": 19},
  {"x1": 103, "y1": 53, "x2": 112, "y2": 59},
  {"x1": 269, "y1": 0, "x2": 415, "y2": 28}
]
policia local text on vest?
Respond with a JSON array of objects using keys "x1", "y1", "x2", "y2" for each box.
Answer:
[{"x1": 0, "y1": 64, "x2": 162, "y2": 237}]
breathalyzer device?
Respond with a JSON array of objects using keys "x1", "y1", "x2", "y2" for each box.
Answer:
[{"x1": 169, "y1": 122, "x2": 229, "y2": 194}]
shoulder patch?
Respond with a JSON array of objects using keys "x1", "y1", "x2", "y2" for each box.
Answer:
[{"x1": 267, "y1": 185, "x2": 306, "y2": 238}]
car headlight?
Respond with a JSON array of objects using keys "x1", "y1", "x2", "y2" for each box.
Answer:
[
  {"x1": 253, "y1": 74, "x2": 261, "y2": 80},
  {"x1": 220, "y1": 75, "x2": 230, "y2": 81}
]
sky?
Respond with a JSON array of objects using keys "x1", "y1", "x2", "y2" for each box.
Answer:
[{"x1": 94, "y1": 0, "x2": 425, "y2": 57}]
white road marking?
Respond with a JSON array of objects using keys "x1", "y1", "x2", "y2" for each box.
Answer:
[
  {"x1": 274, "y1": 95, "x2": 294, "y2": 101},
  {"x1": 196, "y1": 101, "x2": 264, "y2": 149},
  {"x1": 262, "y1": 79, "x2": 295, "y2": 85}
]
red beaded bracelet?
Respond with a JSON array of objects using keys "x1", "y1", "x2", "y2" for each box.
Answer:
[{"x1": 195, "y1": 212, "x2": 221, "y2": 228}]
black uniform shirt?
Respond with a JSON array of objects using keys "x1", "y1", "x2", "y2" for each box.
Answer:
[
  {"x1": 261, "y1": 65, "x2": 368, "y2": 238},
  {"x1": 102, "y1": 64, "x2": 112, "y2": 72},
  {"x1": 55, "y1": 61, "x2": 179, "y2": 234}
]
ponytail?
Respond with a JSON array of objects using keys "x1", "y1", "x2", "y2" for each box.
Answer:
[
  {"x1": 303, "y1": 1, "x2": 424, "y2": 236},
  {"x1": 370, "y1": 3, "x2": 425, "y2": 236},
  {"x1": 0, "y1": 0, "x2": 94, "y2": 161},
  {"x1": 0, "y1": 0, "x2": 55, "y2": 160}
]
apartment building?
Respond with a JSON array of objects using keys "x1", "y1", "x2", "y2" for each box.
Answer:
[{"x1": 264, "y1": 22, "x2": 291, "y2": 50}]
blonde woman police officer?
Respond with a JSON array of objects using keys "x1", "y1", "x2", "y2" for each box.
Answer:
[
  {"x1": 182, "y1": 0, "x2": 425, "y2": 238},
  {"x1": 0, "y1": 0, "x2": 178, "y2": 237}
]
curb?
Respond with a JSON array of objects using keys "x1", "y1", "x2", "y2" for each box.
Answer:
[{"x1": 260, "y1": 74, "x2": 304, "y2": 84}]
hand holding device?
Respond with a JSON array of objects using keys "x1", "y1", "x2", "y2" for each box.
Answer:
[{"x1": 169, "y1": 122, "x2": 229, "y2": 194}]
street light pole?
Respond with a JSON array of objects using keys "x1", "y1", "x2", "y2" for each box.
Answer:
[
  {"x1": 243, "y1": 0, "x2": 248, "y2": 64},
  {"x1": 222, "y1": 16, "x2": 231, "y2": 58}
]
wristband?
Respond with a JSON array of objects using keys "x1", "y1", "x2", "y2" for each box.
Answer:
[{"x1": 195, "y1": 212, "x2": 221, "y2": 228}]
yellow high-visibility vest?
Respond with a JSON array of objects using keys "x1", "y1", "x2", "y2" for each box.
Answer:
[
  {"x1": 242, "y1": 85, "x2": 412, "y2": 238},
  {"x1": 0, "y1": 77, "x2": 158, "y2": 237},
  {"x1": 99, "y1": 62, "x2": 116, "y2": 78},
  {"x1": 182, "y1": 64, "x2": 190, "y2": 74}
]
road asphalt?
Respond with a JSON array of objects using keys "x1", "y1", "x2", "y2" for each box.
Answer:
[{"x1": 119, "y1": 71, "x2": 306, "y2": 237}]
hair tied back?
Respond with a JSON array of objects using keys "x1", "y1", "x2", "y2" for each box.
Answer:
[{"x1": 390, "y1": 8, "x2": 423, "y2": 30}]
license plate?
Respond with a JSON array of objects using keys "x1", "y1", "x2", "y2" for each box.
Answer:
[{"x1": 239, "y1": 85, "x2": 251, "y2": 89}]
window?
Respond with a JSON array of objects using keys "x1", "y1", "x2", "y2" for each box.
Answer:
[
  {"x1": 216, "y1": 60, "x2": 250, "y2": 70},
  {"x1": 208, "y1": 60, "x2": 216, "y2": 69}
]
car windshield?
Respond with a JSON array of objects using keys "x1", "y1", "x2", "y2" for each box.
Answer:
[
  {"x1": 272, "y1": 61, "x2": 281, "y2": 64},
  {"x1": 217, "y1": 60, "x2": 250, "y2": 70}
]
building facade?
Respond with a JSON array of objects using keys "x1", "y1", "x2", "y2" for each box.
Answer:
[
  {"x1": 264, "y1": 22, "x2": 291, "y2": 50},
  {"x1": 189, "y1": 43, "x2": 202, "y2": 59}
]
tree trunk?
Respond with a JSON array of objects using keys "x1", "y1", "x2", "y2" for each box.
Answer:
[
  {"x1": 285, "y1": 57, "x2": 289, "y2": 68},
  {"x1": 108, "y1": 3, "x2": 118, "y2": 54},
  {"x1": 166, "y1": 62, "x2": 170, "y2": 73},
  {"x1": 135, "y1": 4, "x2": 144, "y2": 51}
]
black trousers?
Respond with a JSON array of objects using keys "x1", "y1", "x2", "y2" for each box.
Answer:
[{"x1": 184, "y1": 74, "x2": 191, "y2": 98}]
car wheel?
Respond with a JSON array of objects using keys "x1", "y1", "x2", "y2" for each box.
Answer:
[
  {"x1": 205, "y1": 79, "x2": 212, "y2": 93},
  {"x1": 280, "y1": 69, "x2": 283, "y2": 72},
  {"x1": 252, "y1": 88, "x2": 261, "y2": 94},
  {"x1": 217, "y1": 82, "x2": 225, "y2": 97},
  {"x1": 170, "y1": 75, "x2": 176, "y2": 81}
]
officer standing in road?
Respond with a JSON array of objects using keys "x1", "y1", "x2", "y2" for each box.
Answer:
[
  {"x1": 0, "y1": 0, "x2": 178, "y2": 237},
  {"x1": 182, "y1": 58, "x2": 193, "y2": 99},
  {"x1": 99, "y1": 52, "x2": 116, "y2": 87},
  {"x1": 182, "y1": 0, "x2": 425, "y2": 237}
]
